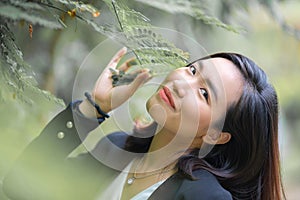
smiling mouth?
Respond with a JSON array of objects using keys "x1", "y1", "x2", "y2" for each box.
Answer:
[{"x1": 159, "y1": 86, "x2": 175, "y2": 109}]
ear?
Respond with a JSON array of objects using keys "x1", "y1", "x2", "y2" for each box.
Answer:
[{"x1": 203, "y1": 132, "x2": 231, "y2": 145}]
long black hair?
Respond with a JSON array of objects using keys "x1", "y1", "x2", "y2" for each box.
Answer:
[{"x1": 124, "y1": 53, "x2": 285, "y2": 200}]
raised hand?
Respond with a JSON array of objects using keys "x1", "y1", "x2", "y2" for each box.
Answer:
[{"x1": 79, "y1": 47, "x2": 152, "y2": 118}]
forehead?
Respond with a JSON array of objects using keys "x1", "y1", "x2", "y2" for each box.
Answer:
[{"x1": 197, "y1": 57, "x2": 244, "y2": 106}]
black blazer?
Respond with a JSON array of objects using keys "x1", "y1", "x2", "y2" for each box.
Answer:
[{"x1": 3, "y1": 105, "x2": 232, "y2": 200}]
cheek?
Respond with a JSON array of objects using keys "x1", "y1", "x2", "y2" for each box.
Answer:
[{"x1": 180, "y1": 99, "x2": 211, "y2": 137}]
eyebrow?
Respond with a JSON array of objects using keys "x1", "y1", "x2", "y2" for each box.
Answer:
[{"x1": 194, "y1": 61, "x2": 219, "y2": 102}]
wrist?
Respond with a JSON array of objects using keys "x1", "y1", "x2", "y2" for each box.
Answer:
[
  {"x1": 84, "y1": 92, "x2": 110, "y2": 119},
  {"x1": 79, "y1": 100, "x2": 102, "y2": 118}
]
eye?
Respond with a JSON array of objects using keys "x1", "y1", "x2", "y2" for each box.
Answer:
[
  {"x1": 200, "y1": 88, "x2": 209, "y2": 102},
  {"x1": 189, "y1": 65, "x2": 197, "y2": 75}
]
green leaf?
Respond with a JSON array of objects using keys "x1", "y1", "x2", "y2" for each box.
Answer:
[
  {"x1": 11, "y1": 1, "x2": 44, "y2": 10},
  {"x1": 0, "y1": 5, "x2": 63, "y2": 29}
]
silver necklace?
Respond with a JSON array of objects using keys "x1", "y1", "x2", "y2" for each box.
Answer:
[{"x1": 127, "y1": 159, "x2": 176, "y2": 185}]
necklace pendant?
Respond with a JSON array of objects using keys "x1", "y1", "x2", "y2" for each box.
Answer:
[{"x1": 127, "y1": 177, "x2": 135, "y2": 185}]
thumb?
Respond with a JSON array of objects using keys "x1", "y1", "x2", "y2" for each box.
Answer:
[{"x1": 128, "y1": 69, "x2": 151, "y2": 94}]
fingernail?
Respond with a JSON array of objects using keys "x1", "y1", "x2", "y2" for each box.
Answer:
[
  {"x1": 142, "y1": 68, "x2": 150, "y2": 73},
  {"x1": 144, "y1": 71, "x2": 152, "y2": 80}
]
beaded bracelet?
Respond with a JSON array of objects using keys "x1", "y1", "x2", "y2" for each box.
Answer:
[{"x1": 84, "y1": 92, "x2": 110, "y2": 119}]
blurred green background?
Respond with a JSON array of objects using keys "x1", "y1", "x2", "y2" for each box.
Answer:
[{"x1": 1, "y1": 0, "x2": 300, "y2": 199}]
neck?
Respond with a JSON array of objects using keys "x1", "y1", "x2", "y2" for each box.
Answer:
[
  {"x1": 148, "y1": 125, "x2": 176, "y2": 152},
  {"x1": 136, "y1": 125, "x2": 191, "y2": 173}
]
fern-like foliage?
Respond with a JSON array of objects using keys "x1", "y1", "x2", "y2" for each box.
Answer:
[
  {"x1": 0, "y1": 1, "x2": 63, "y2": 29},
  {"x1": 0, "y1": 22, "x2": 64, "y2": 104},
  {"x1": 0, "y1": 0, "x2": 101, "y2": 104},
  {"x1": 101, "y1": 0, "x2": 190, "y2": 86}
]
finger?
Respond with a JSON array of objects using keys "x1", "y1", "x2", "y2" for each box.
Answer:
[
  {"x1": 107, "y1": 47, "x2": 127, "y2": 69},
  {"x1": 118, "y1": 57, "x2": 137, "y2": 72},
  {"x1": 128, "y1": 69, "x2": 151, "y2": 94},
  {"x1": 96, "y1": 47, "x2": 127, "y2": 91}
]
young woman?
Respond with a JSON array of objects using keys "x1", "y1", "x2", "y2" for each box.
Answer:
[{"x1": 3, "y1": 48, "x2": 285, "y2": 200}]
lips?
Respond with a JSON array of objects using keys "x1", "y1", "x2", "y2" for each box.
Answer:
[{"x1": 159, "y1": 86, "x2": 175, "y2": 109}]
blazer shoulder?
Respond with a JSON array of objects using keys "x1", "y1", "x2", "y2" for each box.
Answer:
[
  {"x1": 176, "y1": 169, "x2": 232, "y2": 200},
  {"x1": 93, "y1": 131, "x2": 129, "y2": 151}
]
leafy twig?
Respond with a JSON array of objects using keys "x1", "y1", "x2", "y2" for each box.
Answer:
[{"x1": 111, "y1": 0, "x2": 142, "y2": 65}]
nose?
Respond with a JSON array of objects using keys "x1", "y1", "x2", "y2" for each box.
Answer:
[
  {"x1": 173, "y1": 79, "x2": 189, "y2": 98},
  {"x1": 169, "y1": 67, "x2": 197, "y2": 98}
]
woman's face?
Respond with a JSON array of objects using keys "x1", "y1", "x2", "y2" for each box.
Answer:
[{"x1": 146, "y1": 57, "x2": 244, "y2": 146}]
